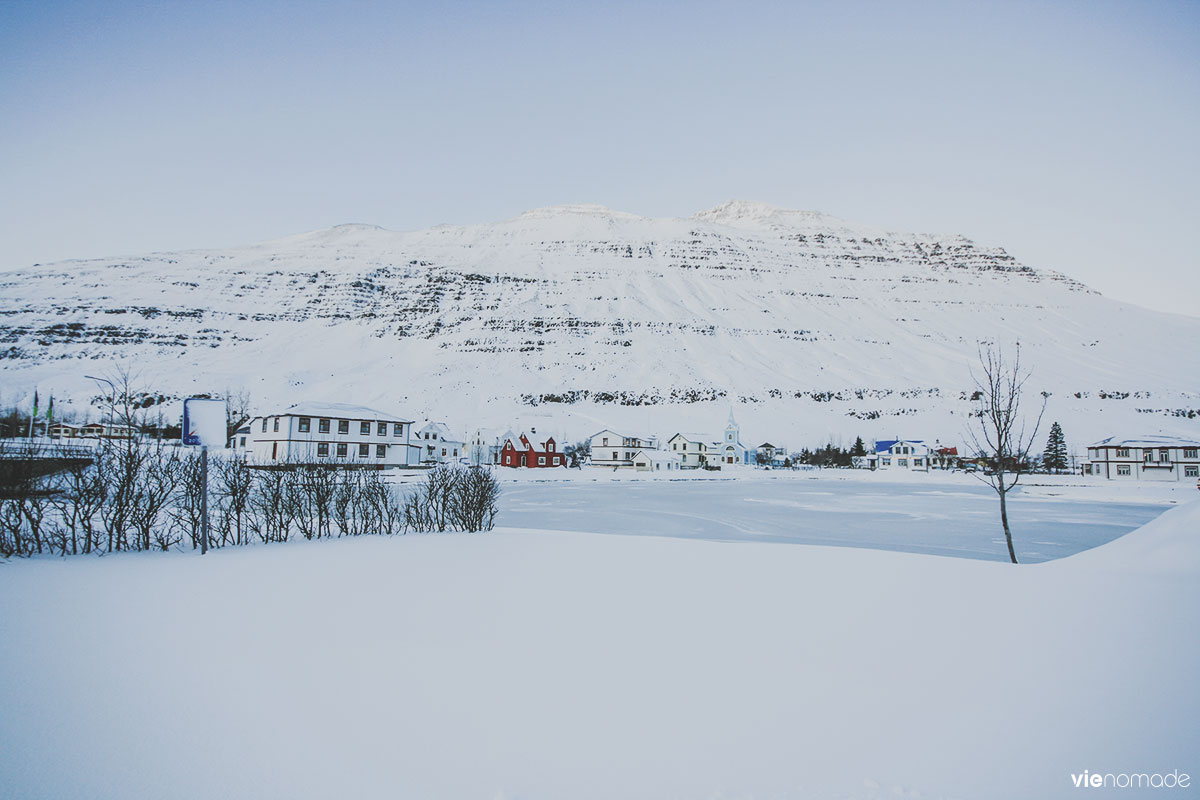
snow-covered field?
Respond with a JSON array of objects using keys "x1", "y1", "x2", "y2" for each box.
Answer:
[{"x1": 1, "y1": 473, "x2": 1197, "y2": 799}]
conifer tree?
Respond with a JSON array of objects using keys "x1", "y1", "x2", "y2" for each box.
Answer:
[{"x1": 1043, "y1": 421, "x2": 1068, "y2": 473}]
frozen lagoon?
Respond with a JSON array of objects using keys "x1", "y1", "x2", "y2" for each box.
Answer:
[{"x1": 497, "y1": 472, "x2": 1177, "y2": 562}]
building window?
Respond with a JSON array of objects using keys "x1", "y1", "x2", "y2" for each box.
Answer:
[
  {"x1": 1185, "y1": 448, "x2": 1198, "y2": 459},
  {"x1": 612, "y1": 451, "x2": 618, "y2": 460},
  {"x1": 441, "y1": 448, "x2": 447, "y2": 457},
  {"x1": 1159, "y1": 449, "x2": 1170, "y2": 463},
  {"x1": 1143, "y1": 452, "x2": 1152, "y2": 463},
  {"x1": 273, "y1": 418, "x2": 280, "y2": 432},
  {"x1": 1116, "y1": 448, "x2": 1130, "y2": 458},
  {"x1": 1186, "y1": 465, "x2": 1199, "y2": 477},
  {"x1": 504, "y1": 455, "x2": 511, "y2": 465},
  {"x1": 602, "y1": 437, "x2": 609, "y2": 446},
  {"x1": 261, "y1": 418, "x2": 267, "y2": 432},
  {"x1": 914, "y1": 458, "x2": 923, "y2": 466},
  {"x1": 378, "y1": 422, "x2": 387, "y2": 436},
  {"x1": 1117, "y1": 464, "x2": 1131, "y2": 476},
  {"x1": 360, "y1": 421, "x2": 370, "y2": 435},
  {"x1": 394, "y1": 423, "x2": 404, "y2": 437},
  {"x1": 337, "y1": 443, "x2": 347, "y2": 457},
  {"x1": 239, "y1": 437, "x2": 246, "y2": 447},
  {"x1": 898, "y1": 459, "x2": 908, "y2": 467},
  {"x1": 317, "y1": 443, "x2": 329, "y2": 457},
  {"x1": 552, "y1": 455, "x2": 560, "y2": 465},
  {"x1": 538, "y1": 456, "x2": 546, "y2": 465},
  {"x1": 298, "y1": 417, "x2": 310, "y2": 433},
  {"x1": 338, "y1": 420, "x2": 349, "y2": 434},
  {"x1": 376, "y1": 444, "x2": 386, "y2": 458},
  {"x1": 319, "y1": 419, "x2": 330, "y2": 434},
  {"x1": 358, "y1": 443, "x2": 369, "y2": 457}
]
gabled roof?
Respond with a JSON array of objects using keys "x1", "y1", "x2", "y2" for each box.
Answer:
[
  {"x1": 633, "y1": 449, "x2": 679, "y2": 464},
  {"x1": 281, "y1": 402, "x2": 412, "y2": 422},
  {"x1": 874, "y1": 439, "x2": 927, "y2": 453},
  {"x1": 419, "y1": 421, "x2": 463, "y2": 443},
  {"x1": 1091, "y1": 435, "x2": 1200, "y2": 449}
]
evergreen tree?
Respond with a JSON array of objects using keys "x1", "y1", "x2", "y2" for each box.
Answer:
[
  {"x1": 852, "y1": 436, "x2": 866, "y2": 457},
  {"x1": 1043, "y1": 422, "x2": 1068, "y2": 473}
]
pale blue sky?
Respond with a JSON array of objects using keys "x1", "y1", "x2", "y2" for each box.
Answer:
[{"x1": 2, "y1": 0, "x2": 1197, "y2": 314}]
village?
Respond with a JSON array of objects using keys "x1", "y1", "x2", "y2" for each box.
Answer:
[{"x1": 28, "y1": 400, "x2": 1200, "y2": 483}]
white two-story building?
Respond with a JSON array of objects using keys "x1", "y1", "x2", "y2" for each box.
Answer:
[
  {"x1": 245, "y1": 402, "x2": 419, "y2": 467},
  {"x1": 416, "y1": 421, "x2": 466, "y2": 464},
  {"x1": 865, "y1": 439, "x2": 932, "y2": 471},
  {"x1": 589, "y1": 429, "x2": 661, "y2": 468},
  {"x1": 1085, "y1": 436, "x2": 1200, "y2": 481}
]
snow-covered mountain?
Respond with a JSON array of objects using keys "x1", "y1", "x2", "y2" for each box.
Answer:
[{"x1": 2, "y1": 201, "x2": 1197, "y2": 449}]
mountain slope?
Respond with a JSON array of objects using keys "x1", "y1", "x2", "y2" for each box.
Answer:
[{"x1": 1, "y1": 201, "x2": 1197, "y2": 447}]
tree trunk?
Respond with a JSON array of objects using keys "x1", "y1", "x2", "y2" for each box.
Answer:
[{"x1": 998, "y1": 473, "x2": 1018, "y2": 564}]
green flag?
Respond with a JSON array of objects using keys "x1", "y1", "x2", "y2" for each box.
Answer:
[
  {"x1": 32, "y1": 389, "x2": 38, "y2": 418},
  {"x1": 46, "y1": 394, "x2": 54, "y2": 422}
]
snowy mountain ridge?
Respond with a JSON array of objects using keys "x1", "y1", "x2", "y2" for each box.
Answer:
[{"x1": 1, "y1": 202, "x2": 1197, "y2": 447}]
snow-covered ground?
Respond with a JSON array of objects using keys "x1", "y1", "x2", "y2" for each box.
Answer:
[{"x1": 1, "y1": 474, "x2": 1196, "y2": 799}]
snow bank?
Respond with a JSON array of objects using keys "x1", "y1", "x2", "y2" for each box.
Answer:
[{"x1": 0, "y1": 501, "x2": 1196, "y2": 799}]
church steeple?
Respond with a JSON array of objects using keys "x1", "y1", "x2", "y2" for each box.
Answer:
[{"x1": 725, "y1": 409, "x2": 739, "y2": 444}]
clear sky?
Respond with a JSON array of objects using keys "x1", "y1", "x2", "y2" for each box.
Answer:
[{"x1": 2, "y1": 0, "x2": 1197, "y2": 315}]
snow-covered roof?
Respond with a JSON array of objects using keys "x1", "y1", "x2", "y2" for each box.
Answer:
[
  {"x1": 419, "y1": 421, "x2": 463, "y2": 442},
  {"x1": 589, "y1": 429, "x2": 657, "y2": 442},
  {"x1": 670, "y1": 432, "x2": 710, "y2": 442},
  {"x1": 633, "y1": 450, "x2": 679, "y2": 464},
  {"x1": 874, "y1": 439, "x2": 927, "y2": 453},
  {"x1": 1091, "y1": 435, "x2": 1200, "y2": 449},
  {"x1": 280, "y1": 402, "x2": 411, "y2": 422}
]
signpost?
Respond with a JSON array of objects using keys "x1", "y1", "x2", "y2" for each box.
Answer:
[{"x1": 182, "y1": 398, "x2": 226, "y2": 555}]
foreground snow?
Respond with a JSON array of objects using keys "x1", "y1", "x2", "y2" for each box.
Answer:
[{"x1": 1, "y1": 498, "x2": 1197, "y2": 799}]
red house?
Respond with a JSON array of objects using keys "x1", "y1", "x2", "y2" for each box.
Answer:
[{"x1": 501, "y1": 433, "x2": 563, "y2": 468}]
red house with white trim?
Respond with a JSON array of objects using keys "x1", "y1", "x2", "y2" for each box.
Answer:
[{"x1": 500, "y1": 432, "x2": 563, "y2": 468}]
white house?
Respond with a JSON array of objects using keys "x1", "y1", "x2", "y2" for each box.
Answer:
[
  {"x1": 416, "y1": 421, "x2": 466, "y2": 464},
  {"x1": 1085, "y1": 436, "x2": 1200, "y2": 481},
  {"x1": 246, "y1": 402, "x2": 418, "y2": 466},
  {"x1": 589, "y1": 429, "x2": 661, "y2": 468},
  {"x1": 755, "y1": 442, "x2": 788, "y2": 467},
  {"x1": 631, "y1": 449, "x2": 681, "y2": 472},
  {"x1": 667, "y1": 433, "x2": 711, "y2": 468},
  {"x1": 866, "y1": 439, "x2": 932, "y2": 471},
  {"x1": 668, "y1": 412, "x2": 749, "y2": 469}
]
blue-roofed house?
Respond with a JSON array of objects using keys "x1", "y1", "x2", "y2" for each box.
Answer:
[{"x1": 865, "y1": 438, "x2": 932, "y2": 472}]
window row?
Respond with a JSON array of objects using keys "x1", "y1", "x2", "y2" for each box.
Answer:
[
  {"x1": 312, "y1": 443, "x2": 389, "y2": 458},
  {"x1": 260, "y1": 417, "x2": 406, "y2": 437}
]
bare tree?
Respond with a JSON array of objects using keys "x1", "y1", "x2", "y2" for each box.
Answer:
[
  {"x1": 225, "y1": 388, "x2": 252, "y2": 444},
  {"x1": 51, "y1": 458, "x2": 107, "y2": 555},
  {"x1": 966, "y1": 343, "x2": 1047, "y2": 564},
  {"x1": 214, "y1": 454, "x2": 253, "y2": 546},
  {"x1": 451, "y1": 467, "x2": 500, "y2": 532}
]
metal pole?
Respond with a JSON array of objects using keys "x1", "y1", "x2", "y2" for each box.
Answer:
[{"x1": 200, "y1": 445, "x2": 209, "y2": 555}]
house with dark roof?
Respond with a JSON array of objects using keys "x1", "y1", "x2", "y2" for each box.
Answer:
[{"x1": 865, "y1": 439, "x2": 932, "y2": 471}]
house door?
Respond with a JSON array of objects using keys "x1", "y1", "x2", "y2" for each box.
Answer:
[
  {"x1": 520, "y1": 454, "x2": 527, "y2": 467},
  {"x1": 272, "y1": 442, "x2": 278, "y2": 460}
]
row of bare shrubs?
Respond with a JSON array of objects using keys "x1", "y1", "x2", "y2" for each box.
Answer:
[{"x1": 0, "y1": 444, "x2": 499, "y2": 558}]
